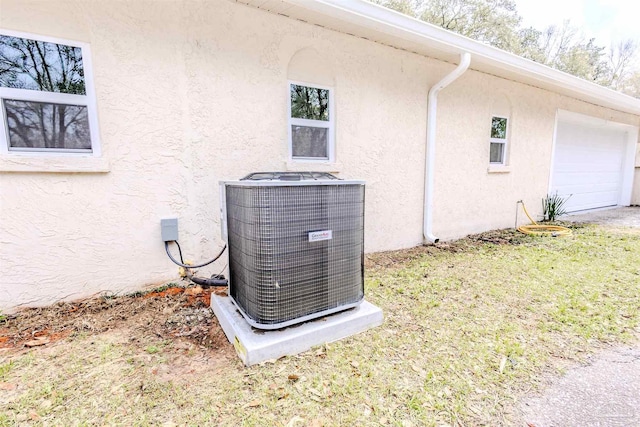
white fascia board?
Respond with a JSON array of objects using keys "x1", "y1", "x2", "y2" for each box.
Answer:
[{"x1": 277, "y1": 0, "x2": 640, "y2": 115}]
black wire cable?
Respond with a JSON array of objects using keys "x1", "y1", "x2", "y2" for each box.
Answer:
[
  {"x1": 164, "y1": 241, "x2": 226, "y2": 269},
  {"x1": 174, "y1": 240, "x2": 185, "y2": 264}
]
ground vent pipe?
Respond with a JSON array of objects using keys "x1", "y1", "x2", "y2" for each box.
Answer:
[{"x1": 424, "y1": 52, "x2": 471, "y2": 244}]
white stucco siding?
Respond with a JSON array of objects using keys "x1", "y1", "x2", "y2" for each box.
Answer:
[
  {"x1": 1, "y1": 0, "x2": 638, "y2": 311},
  {"x1": 631, "y1": 143, "x2": 640, "y2": 205},
  {"x1": 432, "y1": 71, "x2": 639, "y2": 241},
  {"x1": 432, "y1": 72, "x2": 557, "y2": 240},
  {"x1": 0, "y1": 0, "x2": 436, "y2": 310},
  {"x1": 634, "y1": 171, "x2": 640, "y2": 205}
]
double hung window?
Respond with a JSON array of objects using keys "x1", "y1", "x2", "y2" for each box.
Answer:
[
  {"x1": 0, "y1": 30, "x2": 99, "y2": 155},
  {"x1": 489, "y1": 116, "x2": 508, "y2": 164},
  {"x1": 288, "y1": 82, "x2": 334, "y2": 161}
]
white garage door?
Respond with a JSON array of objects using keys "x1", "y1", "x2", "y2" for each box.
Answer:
[{"x1": 551, "y1": 119, "x2": 627, "y2": 213}]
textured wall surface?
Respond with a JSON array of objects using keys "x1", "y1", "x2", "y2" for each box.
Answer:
[
  {"x1": 634, "y1": 141, "x2": 640, "y2": 204},
  {"x1": 434, "y1": 73, "x2": 640, "y2": 241},
  {"x1": 633, "y1": 169, "x2": 640, "y2": 205},
  {"x1": 0, "y1": 0, "x2": 638, "y2": 310}
]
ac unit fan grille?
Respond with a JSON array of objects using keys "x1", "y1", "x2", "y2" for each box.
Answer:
[{"x1": 225, "y1": 184, "x2": 364, "y2": 327}]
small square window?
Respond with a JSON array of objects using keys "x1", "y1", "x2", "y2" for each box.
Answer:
[
  {"x1": 289, "y1": 82, "x2": 333, "y2": 161},
  {"x1": 0, "y1": 31, "x2": 100, "y2": 155},
  {"x1": 489, "y1": 116, "x2": 508, "y2": 164}
]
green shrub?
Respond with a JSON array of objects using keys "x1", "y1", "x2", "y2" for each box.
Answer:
[{"x1": 542, "y1": 192, "x2": 570, "y2": 221}]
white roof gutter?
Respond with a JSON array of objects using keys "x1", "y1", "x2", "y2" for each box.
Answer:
[
  {"x1": 424, "y1": 52, "x2": 471, "y2": 244},
  {"x1": 267, "y1": 0, "x2": 640, "y2": 116}
]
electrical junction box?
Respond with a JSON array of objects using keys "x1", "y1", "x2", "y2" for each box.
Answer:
[{"x1": 161, "y1": 218, "x2": 179, "y2": 242}]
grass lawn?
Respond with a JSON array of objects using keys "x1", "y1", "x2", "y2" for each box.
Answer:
[{"x1": 1, "y1": 224, "x2": 639, "y2": 426}]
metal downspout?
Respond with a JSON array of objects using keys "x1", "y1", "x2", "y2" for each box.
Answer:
[{"x1": 424, "y1": 52, "x2": 471, "y2": 244}]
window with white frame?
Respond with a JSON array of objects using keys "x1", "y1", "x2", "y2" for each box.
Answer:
[
  {"x1": 0, "y1": 30, "x2": 99, "y2": 154},
  {"x1": 489, "y1": 116, "x2": 508, "y2": 164},
  {"x1": 289, "y1": 82, "x2": 333, "y2": 161}
]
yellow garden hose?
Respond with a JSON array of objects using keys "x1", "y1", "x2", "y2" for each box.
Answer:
[{"x1": 517, "y1": 201, "x2": 572, "y2": 236}]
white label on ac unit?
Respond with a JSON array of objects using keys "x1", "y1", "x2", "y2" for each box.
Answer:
[{"x1": 309, "y1": 230, "x2": 332, "y2": 242}]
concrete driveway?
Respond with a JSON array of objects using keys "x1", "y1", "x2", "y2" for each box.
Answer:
[
  {"x1": 518, "y1": 206, "x2": 640, "y2": 427},
  {"x1": 519, "y1": 346, "x2": 640, "y2": 427},
  {"x1": 564, "y1": 206, "x2": 640, "y2": 227}
]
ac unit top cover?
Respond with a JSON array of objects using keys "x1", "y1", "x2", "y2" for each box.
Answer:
[{"x1": 220, "y1": 172, "x2": 365, "y2": 329}]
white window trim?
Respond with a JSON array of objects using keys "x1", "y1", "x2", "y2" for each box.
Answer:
[
  {"x1": 489, "y1": 115, "x2": 509, "y2": 166},
  {"x1": 0, "y1": 29, "x2": 102, "y2": 159},
  {"x1": 287, "y1": 80, "x2": 335, "y2": 163}
]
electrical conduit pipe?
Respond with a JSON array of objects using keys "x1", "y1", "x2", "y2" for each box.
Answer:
[{"x1": 424, "y1": 52, "x2": 471, "y2": 243}]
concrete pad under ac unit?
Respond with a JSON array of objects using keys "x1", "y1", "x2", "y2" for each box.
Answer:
[{"x1": 211, "y1": 295, "x2": 384, "y2": 366}]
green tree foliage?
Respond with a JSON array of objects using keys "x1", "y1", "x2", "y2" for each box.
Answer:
[
  {"x1": 420, "y1": 0, "x2": 522, "y2": 51},
  {"x1": 374, "y1": 0, "x2": 421, "y2": 17},
  {"x1": 371, "y1": 0, "x2": 639, "y2": 97},
  {"x1": 290, "y1": 84, "x2": 330, "y2": 121},
  {"x1": 372, "y1": 0, "x2": 522, "y2": 50}
]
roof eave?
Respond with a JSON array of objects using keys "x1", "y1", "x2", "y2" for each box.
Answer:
[{"x1": 241, "y1": 0, "x2": 640, "y2": 116}]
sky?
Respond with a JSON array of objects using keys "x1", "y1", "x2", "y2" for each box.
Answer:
[{"x1": 515, "y1": 0, "x2": 640, "y2": 48}]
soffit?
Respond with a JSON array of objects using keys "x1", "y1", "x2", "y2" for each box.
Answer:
[{"x1": 235, "y1": 0, "x2": 640, "y2": 116}]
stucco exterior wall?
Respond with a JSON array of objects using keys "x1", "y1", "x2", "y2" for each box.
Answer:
[
  {"x1": 633, "y1": 141, "x2": 640, "y2": 205},
  {"x1": 434, "y1": 72, "x2": 639, "y2": 241},
  {"x1": 634, "y1": 171, "x2": 640, "y2": 205},
  {"x1": 0, "y1": 0, "x2": 638, "y2": 310}
]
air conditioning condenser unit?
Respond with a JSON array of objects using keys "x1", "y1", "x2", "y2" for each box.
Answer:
[{"x1": 220, "y1": 172, "x2": 365, "y2": 330}]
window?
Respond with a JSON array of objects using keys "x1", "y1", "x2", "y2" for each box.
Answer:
[
  {"x1": 288, "y1": 82, "x2": 334, "y2": 161},
  {"x1": 0, "y1": 30, "x2": 100, "y2": 155},
  {"x1": 490, "y1": 116, "x2": 508, "y2": 164}
]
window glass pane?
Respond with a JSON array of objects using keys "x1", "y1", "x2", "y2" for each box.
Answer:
[
  {"x1": 490, "y1": 142, "x2": 504, "y2": 163},
  {"x1": 291, "y1": 125, "x2": 328, "y2": 158},
  {"x1": 4, "y1": 99, "x2": 91, "y2": 150},
  {"x1": 0, "y1": 35, "x2": 86, "y2": 95},
  {"x1": 290, "y1": 84, "x2": 329, "y2": 121},
  {"x1": 491, "y1": 116, "x2": 507, "y2": 139}
]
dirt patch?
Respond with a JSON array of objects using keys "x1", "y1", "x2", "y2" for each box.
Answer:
[
  {"x1": 365, "y1": 225, "x2": 594, "y2": 270},
  {"x1": 365, "y1": 245, "x2": 439, "y2": 269},
  {"x1": 366, "y1": 228, "x2": 531, "y2": 269},
  {"x1": 0, "y1": 285, "x2": 232, "y2": 354},
  {"x1": 465, "y1": 228, "x2": 531, "y2": 245}
]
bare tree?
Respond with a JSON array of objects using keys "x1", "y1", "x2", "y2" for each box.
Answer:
[
  {"x1": 605, "y1": 39, "x2": 637, "y2": 90},
  {"x1": 371, "y1": 0, "x2": 640, "y2": 97}
]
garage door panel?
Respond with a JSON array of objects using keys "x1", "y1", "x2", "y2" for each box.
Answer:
[
  {"x1": 555, "y1": 147, "x2": 624, "y2": 164},
  {"x1": 551, "y1": 120, "x2": 626, "y2": 213},
  {"x1": 555, "y1": 139, "x2": 621, "y2": 152},
  {"x1": 556, "y1": 185, "x2": 619, "y2": 200},
  {"x1": 554, "y1": 162, "x2": 622, "y2": 174},
  {"x1": 555, "y1": 149, "x2": 622, "y2": 162},
  {"x1": 563, "y1": 192, "x2": 618, "y2": 212},
  {"x1": 555, "y1": 173, "x2": 619, "y2": 192}
]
